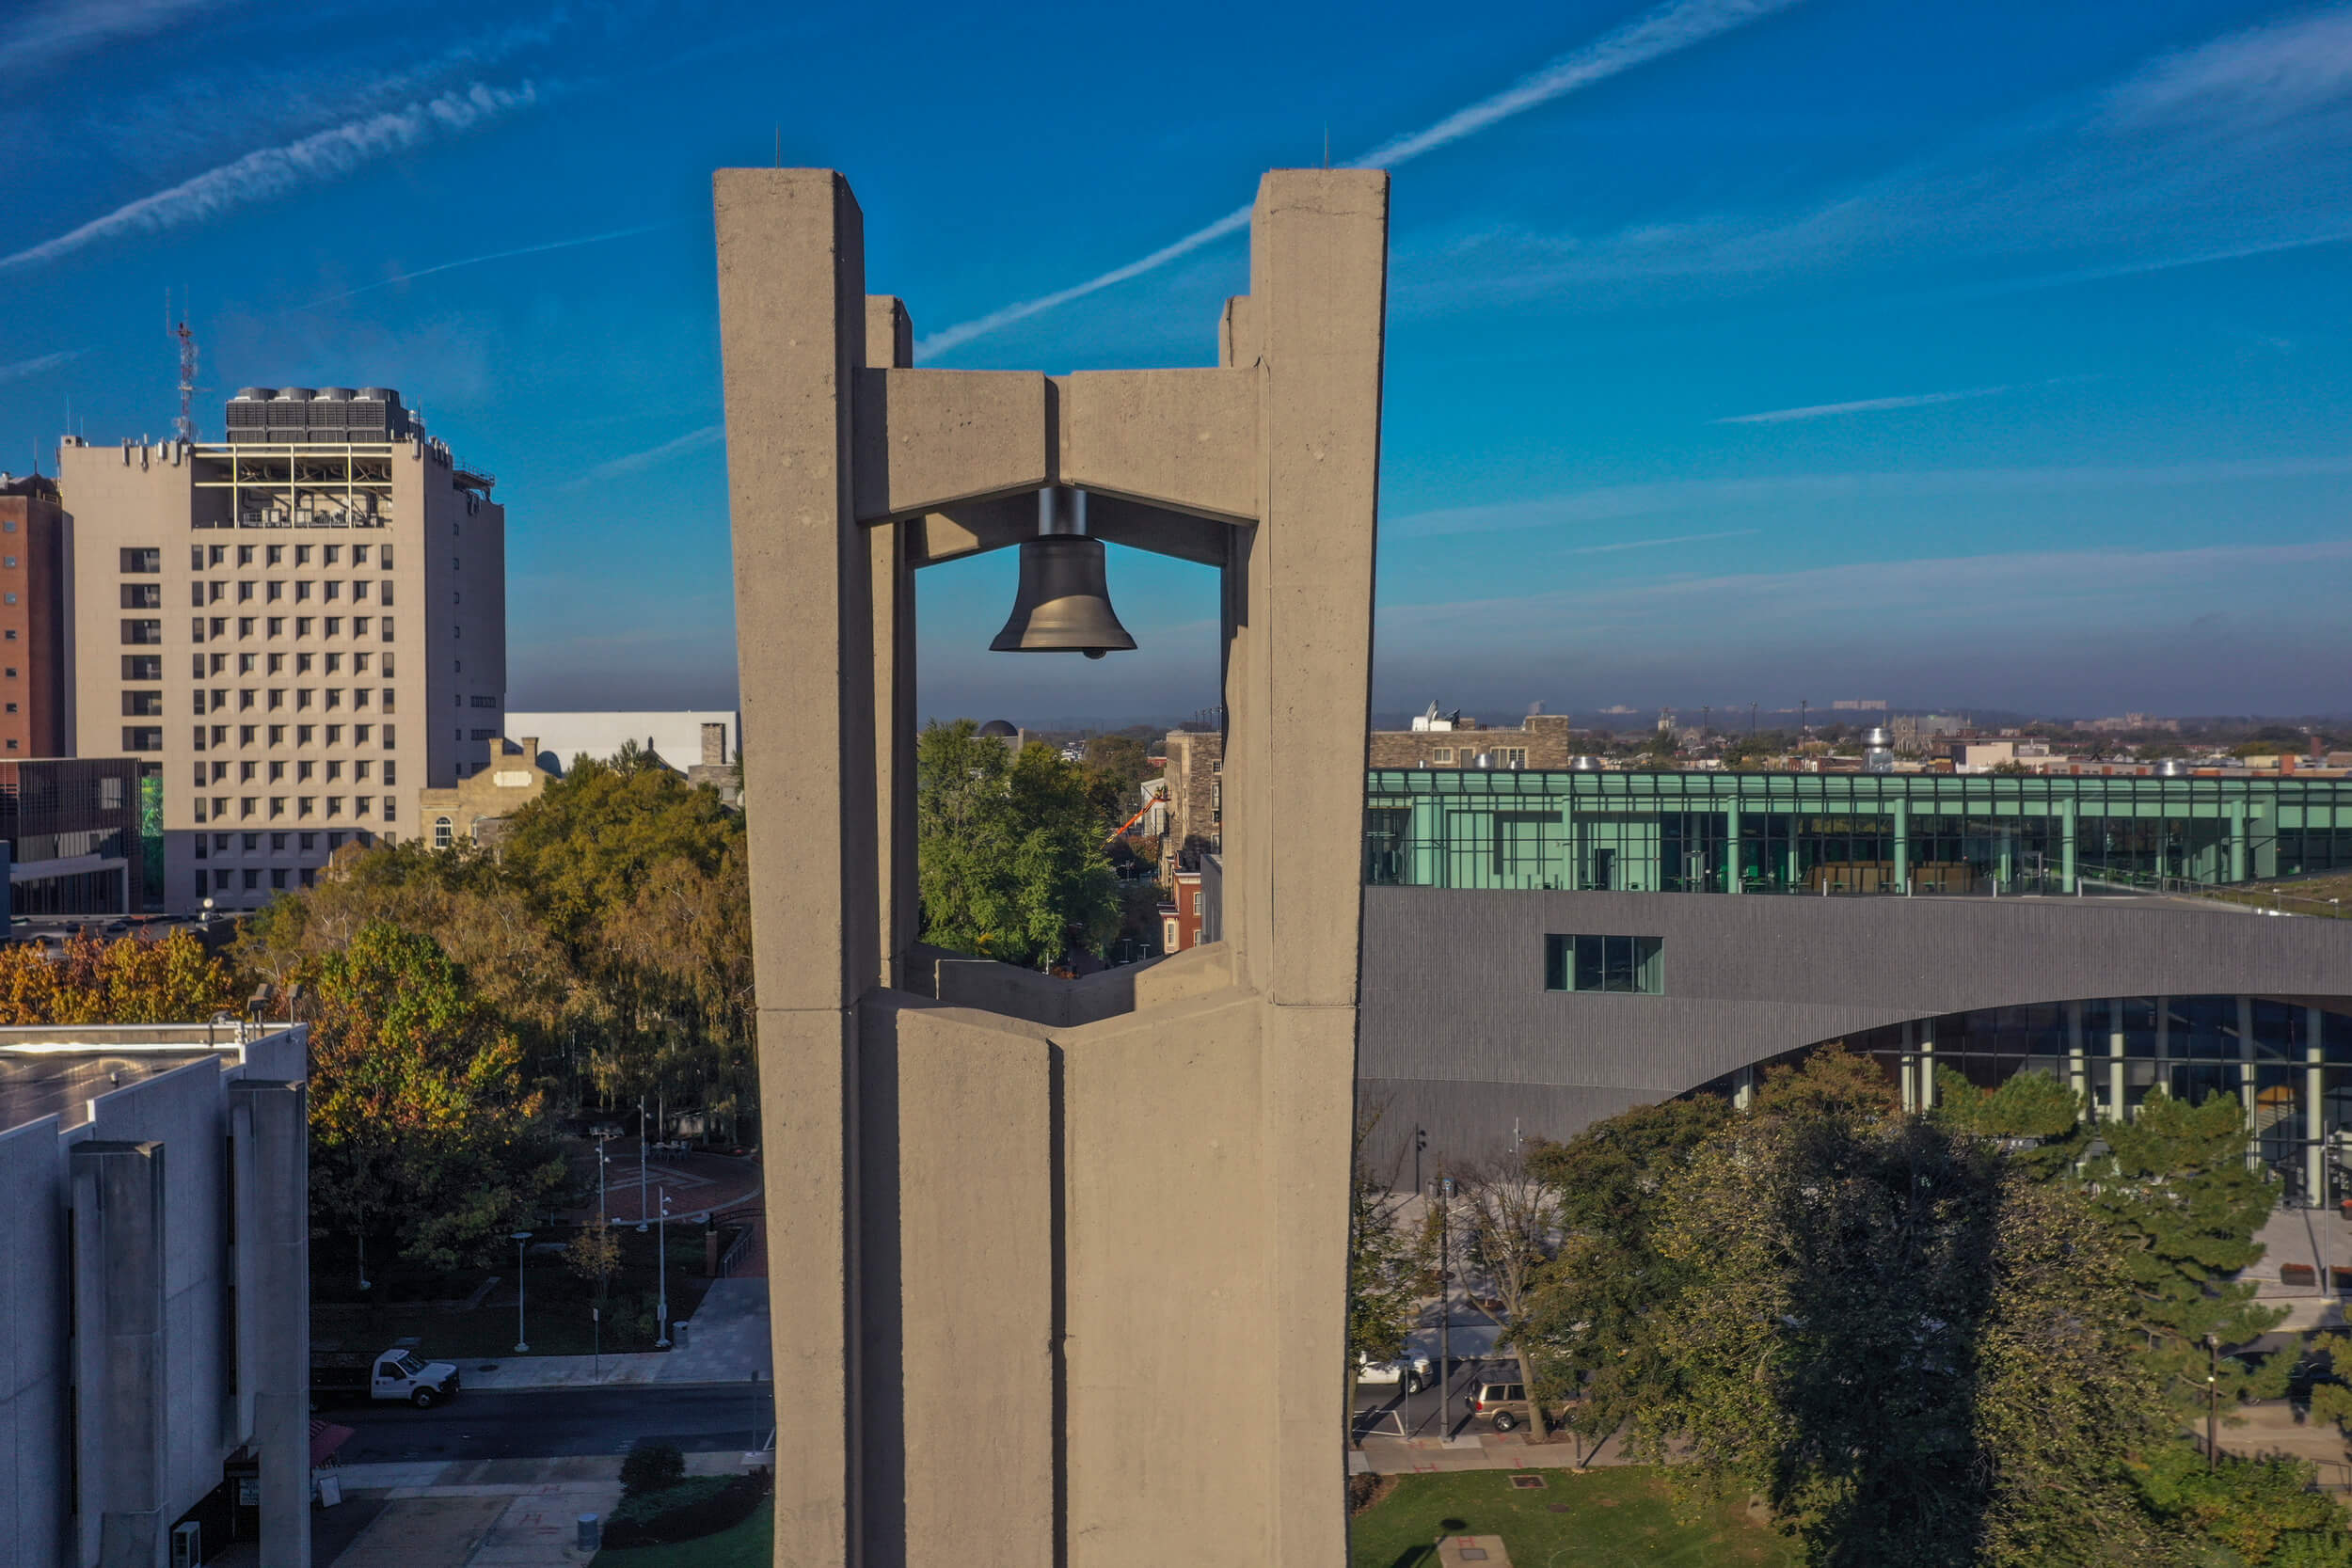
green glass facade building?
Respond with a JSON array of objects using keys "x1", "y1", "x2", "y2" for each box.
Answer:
[{"x1": 1363, "y1": 769, "x2": 2352, "y2": 895}]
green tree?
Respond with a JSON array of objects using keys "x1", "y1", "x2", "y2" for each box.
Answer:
[
  {"x1": 1644, "y1": 1051, "x2": 2175, "y2": 1567},
  {"x1": 915, "y1": 720, "x2": 1120, "y2": 966},
  {"x1": 1452, "y1": 1150, "x2": 1561, "y2": 1439},
  {"x1": 2081, "y1": 1093, "x2": 2288, "y2": 1421},
  {"x1": 1931, "y1": 1066, "x2": 2090, "y2": 1180},
  {"x1": 304, "y1": 923, "x2": 564, "y2": 1275},
  {"x1": 1344, "y1": 1111, "x2": 1420, "y2": 1448},
  {"x1": 1520, "y1": 1096, "x2": 1729, "y2": 1455}
]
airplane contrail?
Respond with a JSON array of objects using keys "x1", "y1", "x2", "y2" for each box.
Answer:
[
  {"x1": 301, "y1": 224, "x2": 664, "y2": 307},
  {"x1": 914, "y1": 0, "x2": 1807, "y2": 358}
]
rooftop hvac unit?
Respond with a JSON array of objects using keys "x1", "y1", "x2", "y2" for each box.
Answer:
[{"x1": 169, "y1": 1521, "x2": 200, "y2": 1568}]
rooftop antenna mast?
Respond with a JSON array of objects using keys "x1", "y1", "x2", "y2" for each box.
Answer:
[{"x1": 168, "y1": 288, "x2": 201, "y2": 444}]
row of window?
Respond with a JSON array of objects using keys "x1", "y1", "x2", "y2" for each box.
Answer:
[
  {"x1": 182, "y1": 579, "x2": 392, "y2": 607},
  {"x1": 197, "y1": 650, "x2": 389, "y2": 678},
  {"x1": 192, "y1": 722, "x2": 395, "y2": 751},
  {"x1": 189, "y1": 616, "x2": 395, "y2": 642},
  {"x1": 192, "y1": 796, "x2": 397, "y2": 823},
  {"x1": 189, "y1": 542, "x2": 391, "y2": 570},
  {"x1": 196, "y1": 757, "x2": 390, "y2": 786},
  {"x1": 199, "y1": 830, "x2": 361, "y2": 858},
  {"x1": 186, "y1": 688, "x2": 394, "y2": 715},
  {"x1": 196, "y1": 867, "x2": 316, "y2": 895},
  {"x1": 1543, "y1": 933, "x2": 1665, "y2": 994}
]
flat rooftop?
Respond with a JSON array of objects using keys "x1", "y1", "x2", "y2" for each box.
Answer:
[{"x1": 0, "y1": 1023, "x2": 271, "y2": 1132}]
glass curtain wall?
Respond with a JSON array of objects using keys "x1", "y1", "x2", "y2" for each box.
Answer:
[
  {"x1": 1815, "y1": 997, "x2": 2352, "y2": 1206},
  {"x1": 1363, "y1": 770, "x2": 2352, "y2": 895}
]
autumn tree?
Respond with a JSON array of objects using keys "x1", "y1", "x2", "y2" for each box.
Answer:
[
  {"x1": 1520, "y1": 1095, "x2": 1728, "y2": 1456},
  {"x1": 1345, "y1": 1109, "x2": 1421, "y2": 1447},
  {"x1": 304, "y1": 922, "x2": 564, "y2": 1277},
  {"x1": 0, "y1": 929, "x2": 237, "y2": 1024},
  {"x1": 1450, "y1": 1149, "x2": 1561, "y2": 1439}
]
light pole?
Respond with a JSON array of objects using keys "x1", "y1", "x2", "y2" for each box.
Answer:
[
  {"x1": 512, "y1": 1230, "x2": 532, "y2": 1353},
  {"x1": 597, "y1": 1135, "x2": 611, "y2": 1227},
  {"x1": 655, "y1": 1188, "x2": 673, "y2": 1350},
  {"x1": 638, "y1": 1097, "x2": 649, "y2": 1229}
]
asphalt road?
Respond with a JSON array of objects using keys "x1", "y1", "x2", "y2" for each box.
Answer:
[
  {"x1": 329, "y1": 1385, "x2": 775, "y2": 1465},
  {"x1": 1352, "y1": 1356, "x2": 1517, "y2": 1443}
]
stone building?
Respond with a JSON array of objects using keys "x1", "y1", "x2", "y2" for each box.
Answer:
[
  {"x1": 416, "y1": 734, "x2": 554, "y2": 850},
  {"x1": 1366, "y1": 707, "x2": 1578, "y2": 769},
  {"x1": 1158, "y1": 728, "x2": 1222, "y2": 874}
]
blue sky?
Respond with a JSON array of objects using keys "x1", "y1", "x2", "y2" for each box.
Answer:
[{"x1": 4, "y1": 0, "x2": 2349, "y2": 725}]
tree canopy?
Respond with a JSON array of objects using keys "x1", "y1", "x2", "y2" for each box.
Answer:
[{"x1": 915, "y1": 720, "x2": 1121, "y2": 967}]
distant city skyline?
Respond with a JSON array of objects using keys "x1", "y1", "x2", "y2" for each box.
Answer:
[{"x1": 4, "y1": 0, "x2": 2349, "y2": 719}]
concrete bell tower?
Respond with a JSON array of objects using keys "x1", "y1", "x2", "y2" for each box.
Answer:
[{"x1": 716, "y1": 166, "x2": 1388, "y2": 1567}]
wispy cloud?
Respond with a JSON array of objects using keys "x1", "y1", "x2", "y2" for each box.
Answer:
[
  {"x1": 914, "y1": 0, "x2": 1807, "y2": 358},
  {"x1": 1562, "y1": 528, "x2": 1759, "y2": 555},
  {"x1": 1711, "y1": 387, "x2": 2009, "y2": 425},
  {"x1": 0, "y1": 0, "x2": 221, "y2": 71},
  {"x1": 0, "y1": 349, "x2": 81, "y2": 385},
  {"x1": 302, "y1": 225, "x2": 663, "y2": 308},
  {"x1": 1394, "y1": 7, "x2": 2352, "y2": 317},
  {"x1": 0, "y1": 82, "x2": 537, "y2": 273},
  {"x1": 564, "y1": 424, "x2": 723, "y2": 488},
  {"x1": 1389, "y1": 454, "x2": 2352, "y2": 538}
]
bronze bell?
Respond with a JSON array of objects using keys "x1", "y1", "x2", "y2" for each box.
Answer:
[{"x1": 989, "y1": 487, "x2": 1136, "y2": 659}]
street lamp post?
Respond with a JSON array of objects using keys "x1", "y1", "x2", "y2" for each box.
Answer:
[
  {"x1": 598, "y1": 1136, "x2": 611, "y2": 1227},
  {"x1": 512, "y1": 1230, "x2": 532, "y2": 1353},
  {"x1": 655, "y1": 1188, "x2": 673, "y2": 1349},
  {"x1": 638, "y1": 1098, "x2": 649, "y2": 1229}
]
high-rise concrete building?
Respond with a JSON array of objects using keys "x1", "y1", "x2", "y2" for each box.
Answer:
[
  {"x1": 56, "y1": 388, "x2": 505, "y2": 912},
  {"x1": 0, "y1": 472, "x2": 72, "y2": 758}
]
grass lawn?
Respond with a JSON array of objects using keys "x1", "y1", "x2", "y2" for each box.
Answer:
[
  {"x1": 591, "y1": 1499, "x2": 771, "y2": 1567},
  {"x1": 1352, "y1": 1468, "x2": 1795, "y2": 1568}
]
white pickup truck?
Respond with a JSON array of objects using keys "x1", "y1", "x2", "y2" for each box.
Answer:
[
  {"x1": 1356, "y1": 1351, "x2": 1435, "y2": 1394},
  {"x1": 313, "y1": 1347, "x2": 463, "y2": 1408}
]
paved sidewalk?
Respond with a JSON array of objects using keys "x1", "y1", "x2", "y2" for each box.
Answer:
[
  {"x1": 323, "y1": 1452, "x2": 755, "y2": 1566},
  {"x1": 460, "y1": 1277, "x2": 772, "y2": 1390},
  {"x1": 1355, "y1": 1426, "x2": 1631, "y2": 1476}
]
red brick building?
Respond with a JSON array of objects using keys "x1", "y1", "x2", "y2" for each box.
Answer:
[{"x1": 0, "y1": 475, "x2": 70, "y2": 759}]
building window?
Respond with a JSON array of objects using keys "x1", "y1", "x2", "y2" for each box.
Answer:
[
  {"x1": 1544, "y1": 934, "x2": 1663, "y2": 995},
  {"x1": 119, "y1": 546, "x2": 161, "y2": 572},
  {"x1": 121, "y1": 726, "x2": 164, "y2": 752},
  {"x1": 119, "y1": 583, "x2": 160, "y2": 610},
  {"x1": 434, "y1": 816, "x2": 453, "y2": 849},
  {"x1": 119, "y1": 619, "x2": 163, "y2": 645},
  {"x1": 1433, "y1": 748, "x2": 1454, "y2": 765}
]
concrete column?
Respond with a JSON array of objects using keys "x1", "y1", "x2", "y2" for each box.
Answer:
[
  {"x1": 2109, "y1": 1001, "x2": 2127, "y2": 1122},
  {"x1": 2231, "y1": 807, "x2": 2249, "y2": 883},
  {"x1": 1996, "y1": 829, "x2": 2012, "y2": 891},
  {"x1": 715, "y1": 168, "x2": 878, "y2": 1568},
  {"x1": 1724, "y1": 804, "x2": 1740, "y2": 893},
  {"x1": 1892, "y1": 797, "x2": 1910, "y2": 892},
  {"x1": 1783, "y1": 825, "x2": 1800, "y2": 894},
  {"x1": 2060, "y1": 800, "x2": 2077, "y2": 894},
  {"x1": 1236, "y1": 168, "x2": 1387, "y2": 1568},
  {"x1": 2155, "y1": 997, "x2": 2170, "y2": 1095},
  {"x1": 2307, "y1": 1006, "x2": 2327, "y2": 1209},
  {"x1": 866, "y1": 297, "x2": 918, "y2": 993},
  {"x1": 1920, "y1": 1017, "x2": 1937, "y2": 1112},
  {"x1": 1733, "y1": 1063, "x2": 1756, "y2": 1113},
  {"x1": 2066, "y1": 1000, "x2": 2087, "y2": 1122},
  {"x1": 71, "y1": 1140, "x2": 167, "y2": 1568},
  {"x1": 2241, "y1": 994, "x2": 2261, "y2": 1174},
  {"x1": 1899, "y1": 1019, "x2": 1916, "y2": 1114},
  {"x1": 232, "y1": 1081, "x2": 310, "y2": 1567}
]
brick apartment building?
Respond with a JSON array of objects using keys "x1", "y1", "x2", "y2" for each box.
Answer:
[{"x1": 0, "y1": 473, "x2": 70, "y2": 758}]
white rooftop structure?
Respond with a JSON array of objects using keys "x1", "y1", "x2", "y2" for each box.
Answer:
[{"x1": 502, "y1": 710, "x2": 740, "y2": 778}]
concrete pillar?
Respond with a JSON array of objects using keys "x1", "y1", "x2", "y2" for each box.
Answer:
[
  {"x1": 1724, "y1": 804, "x2": 1740, "y2": 893},
  {"x1": 1783, "y1": 824, "x2": 1800, "y2": 895},
  {"x1": 2109, "y1": 1001, "x2": 2127, "y2": 1123},
  {"x1": 2307, "y1": 1006, "x2": 2327, "y2": 1209},
  {"x1": 1920, "y1": 1017, "x2": 1937, "y2": 1112},
  {"x1": 1892, "y1": 797, "x2": 1910, "y2": 892},
  {"x1": 71, "y1": 1140, "x2": 167, "y2": 1568},
  {"x1": 867, "y1": 297, "x2": 918, "y2": 993},
  {"x1": 1733, "y1": 1063, "x2": 1756, "y2": 1113},
  {"x1": 2231, "y1": 807, "x2": 2249, "y2": 883},
  {"x1": 715, "y1": 169, "x2": 878, "y2": 1568},
  {"x1": 1899, "y1": 1019, "x2": 1916, "y2": 1114},
  {"x1": 2060, "y1": 800, "x2": 2077, "y2": 894},
  {"x1": 2242, "y1": 994, "x2": 2261, "y2": 1174},
  {"x1": 2066, "y1": 1000, "x2": 2087, "y2": 1122},
  {"x1": 233, "y1": 1082, "x2": 310, "y2": 1567},
  {"x1": 2155, "y1": 997, "x2": 2170, "y2": 1095}
]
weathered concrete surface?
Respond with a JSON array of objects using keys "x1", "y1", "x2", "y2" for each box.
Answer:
[{"x1": 721, "y1": 167, "x2": 1387, "y2": 1566}]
